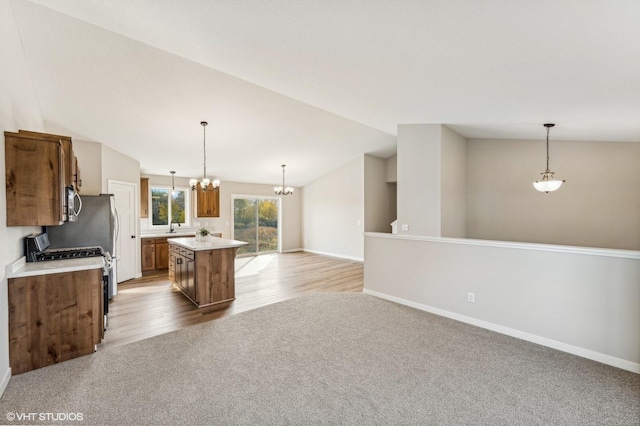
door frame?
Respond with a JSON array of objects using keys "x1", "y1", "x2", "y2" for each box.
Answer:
[
  {"x1": 108, "y1": 179, "x2": 140, "y2": 284},
  {"x1": 231, "y1": 194, "x2": 282, "y2": 256}
]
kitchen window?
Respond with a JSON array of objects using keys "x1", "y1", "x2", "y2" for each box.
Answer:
[{"x1": 151, "y1": 186, "x2": 190, "y2": 229}]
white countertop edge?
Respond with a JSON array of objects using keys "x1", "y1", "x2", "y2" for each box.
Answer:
[
  {"x1": 141, "y1": 231, "x2": 222, "y2": 238},
  {"x1": 140, "y1": 232, "x2": 196, "y2": 238},
  {"x1": 168, "y1": 237, "x2": 248, "y2": 251},
  {"x1": 6, "y1": 256, "x2": 105, "y2": 279},
  {"x1": 363, "y1": 232, "x2": 640, "y2": 260}
]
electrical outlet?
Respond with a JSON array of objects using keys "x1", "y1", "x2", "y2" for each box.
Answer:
[
  {"x1": 467, "y1": 292, "x2": 475, "y2": 303},
  {"x1": 401, "y1": 224, "x2": 409, "y2": 231}
]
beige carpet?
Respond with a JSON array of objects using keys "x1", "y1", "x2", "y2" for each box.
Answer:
[{"x1": 0, "y1": 293, "x2": 638, "y2": 425}]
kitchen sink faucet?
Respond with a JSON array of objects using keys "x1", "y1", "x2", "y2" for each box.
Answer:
[{"x1": 170, "y1": 220, "x2": 181, "y2": 233}]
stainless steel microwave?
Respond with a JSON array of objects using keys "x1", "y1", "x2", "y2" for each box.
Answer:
[{"x1": 65, "y1": 187, "x2": 82, "y2": 222}]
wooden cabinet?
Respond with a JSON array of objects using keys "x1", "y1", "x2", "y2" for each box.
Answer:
[
  {"x1": 155, "y1": 238, "x2": 169, "y2": 269},
  {"x1": 8, "y1": 268, "x2": 103, "y2": 374},
  {"x1": 169, "y1": 242, "x2": 239, "y2": 307},
  {"x1": 4, "y1": 129, "x2": 80, "y2": 226},
  {"x1": 140, "y1": 177, "x2": 149, "y2": 218},
  {"x1": 196, "y1": 183, "x2": 220, "y2": 217},
  {"x1": 142, "y1": 238, "x2": 156, "y2": 271},
  {"x1": 142, "y1": 236, "x2": 176, "y2": 272},
  {"x1": 171, "y1": 244, "x2": 197, "y2": 303},
  {"x1": 17, "y1": 130, "x2": 76, "y2": 188},
  {"x1": 75, "y1": 156, "x2": 82, "y2": 192},
  {"x1": 5, "y1": 132, "x2": 65, "y2": 226}
]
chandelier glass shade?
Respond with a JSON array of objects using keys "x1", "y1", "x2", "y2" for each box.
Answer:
[
  {"x1": 274, "y1": 164, "x2": 294, "y2": 195},
  {"x1": 533, "y1": 123, "x2": 564, "y2": 193},
  {"x1": 189, "y1": 121, "x2": 220, "y2": 191}
]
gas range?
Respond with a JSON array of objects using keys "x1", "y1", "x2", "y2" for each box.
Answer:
[
  {"x1": 25, "y1": 232, "x2": 113, "y2": 328},
  {"x1": 34, "y1": 246, "x2": 104, "y2": 261}
]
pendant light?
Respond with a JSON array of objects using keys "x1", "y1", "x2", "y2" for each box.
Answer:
[
  {"x1": 274, "y1": 164, "x2": 294, "y2": 195},
  {"x1": 189, "y1": 121, "x2": 220, "y2": 192},
  {"x1": 533, "y1": 123, "x2": 565, "y2": 193},
  {"x1": 170, "y1": 170, "x2": 176, "y2": 190}
]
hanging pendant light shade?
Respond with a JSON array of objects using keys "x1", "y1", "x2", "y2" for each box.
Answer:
[
  {"x1": 533, "y1": 123, "x2": 565, "y2": 193},
  {"x1": 274, "y1": 164, "x2": 294, "y2": 195},
  {"x1": 170, "y1": 170, "x2": 176, "y2": 190},
  {"x1": 189, "y1": 121, "x2": 220, "y2": 192}
]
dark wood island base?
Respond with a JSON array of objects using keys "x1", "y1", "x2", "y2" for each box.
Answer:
[{"x1": 168, "y1": 237, "x2": 247, "y2": 308}]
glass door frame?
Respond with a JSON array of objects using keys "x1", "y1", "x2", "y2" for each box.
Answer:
[{"x1": 231, "y1": 194, "x2": 282, "y2": 257}]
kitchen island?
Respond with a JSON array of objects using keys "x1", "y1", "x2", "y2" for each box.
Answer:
[{"x1": 168, "y1": 237, "x2": 247, "y2": 307}]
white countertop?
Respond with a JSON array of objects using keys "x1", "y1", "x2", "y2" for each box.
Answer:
[
  {"x1": 141, "y1": 231, "x2": 222, "y2": 238},
  {"x1": 141, "y1": 232, "x2": 196, "y2": 238},
  {"x1": 6, "y1": 256, "x2": 105, "y2": 279},
  {"x1": 168, "y1": 237, "x2": 248, "y2": 251}
]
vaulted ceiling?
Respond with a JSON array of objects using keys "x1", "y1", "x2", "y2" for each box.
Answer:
[{"x1": 10, "y1": 0, "x2": 640, "y2": 186}]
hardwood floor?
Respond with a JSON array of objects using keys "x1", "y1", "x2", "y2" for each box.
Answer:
[{"x1": 101, "y1": 251, "x2": 363, "y2": 350}]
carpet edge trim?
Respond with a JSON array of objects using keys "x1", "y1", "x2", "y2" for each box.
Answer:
[{"x1": 363, "y1": 288, "x2": 640, "y2": 374}]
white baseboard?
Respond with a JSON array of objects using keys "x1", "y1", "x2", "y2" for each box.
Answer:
[
  {"x1": 0, "y1": 367, "x2": 11, "y2": 398},
  {"x1": 302, "y1": 249, "x2": 363, "y2": 262},
  {"x1": 281, "y1": 248, "x2": 303, "y2": 253},
  {"x1": 363, "y1": 288, "x2": 640, "y2": 374}
]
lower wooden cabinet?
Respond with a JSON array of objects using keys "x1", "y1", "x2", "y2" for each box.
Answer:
[
  {"x1": 8, "y1": 268, "x2": 103, "y2": 374},
  {"x1": 155, "y1": 239, "x2": 169, "y2": 269},
  {"x1": 143, "y1": 236, "x2": 193, "y2": 272},
  {"x1": 142, "y1": 238, "x2": 156, "y2": 271},
  {"x1": 169, "y1": 242, "x2": 238, "y2": 308},
  {"x1": 172, "y1": 245, "x2": 197, "y2": 303}
]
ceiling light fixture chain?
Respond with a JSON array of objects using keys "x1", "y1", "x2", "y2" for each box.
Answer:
[
  {"x1": 533, "y1": 123, "x2": 565, "y2": 193},
  {"x1": 274, "y1": 164, "x2": 294, "y2": 195},
  {"x1": 189, "y1": 121, "x2": 220, "y2": 192},
  {"x1": 202, "y1": 121, "x2": 207, "y2": 182}
]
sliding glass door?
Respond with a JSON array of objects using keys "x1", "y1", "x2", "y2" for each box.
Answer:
[{"x1": 233, "y1": 196, "x2": 280, "y2": 255}]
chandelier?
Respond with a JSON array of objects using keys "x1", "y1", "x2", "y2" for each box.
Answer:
[
  {"x1": 274, "y1": 164, "x2": 294, "y2": 195},
  {"x1": 189, "y1": 121, "x2": 220, "y2": 191},
  {"x1": 533, "y1": 123, "x2": 565, "y2": 193}
]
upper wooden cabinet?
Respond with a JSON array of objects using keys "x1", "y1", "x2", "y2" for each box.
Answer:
[
  {"x1": 5, "y1": 129, "x2": 80, "y2": 226},
  {"x1": 17, "y1": 130, "x2": 76, "y2": 189},
  {"x1": 196, "y1": 183, "x2": 220, "y2": 217},
  {"x1": 5, "y1": 131, "x2": 69, "y2": 226},
  {"x1": 74, "y1": 156, "x2": 82, "y2": 192},
  {"x1": 140, "y1": 177, "x2": 149, "y2": 218}
]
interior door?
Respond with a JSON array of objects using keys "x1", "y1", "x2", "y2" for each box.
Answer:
[{"x1": 109, "y1": 180, "x2": 137, "y2": 283}]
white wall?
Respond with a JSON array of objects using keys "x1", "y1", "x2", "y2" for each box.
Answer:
[
  {"x1": 466, "y1": 138, "x2": 640, "y2": 250},
  {"x1": 364, "y1": 233, "x2": 640, "y2": 373},
  {"x1": 441, "y1": 126, "x2": 466, "y2": 238},
  {"x1": 72, "y1": 140, "x2": 102, "y2": 195},
  {"x1": 385, "y1": 154, "x2": 397, "y2": 183},
  {"x1": 303, "y1": 157, "x2": 364, "y2": 260},
  {"x1": 141, "y1": 175, "x2": 303, "y2": 251},
  {"x1": 364, "y1": 155, "x2": 394, "y2": 233},
  {"x1": 397, "y1": 124, "x2": 442, "y2": 237},
  {"x1": 0, "y1": 0, "x2": 47, "y2": 396},
  {"x1": 101, "y1": 144, "x2": 140, "y2": 194}
]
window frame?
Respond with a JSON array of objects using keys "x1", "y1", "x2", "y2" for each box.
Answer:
[{"x1": 149, "y1": 184, "x2": 191, "y2": 230}]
